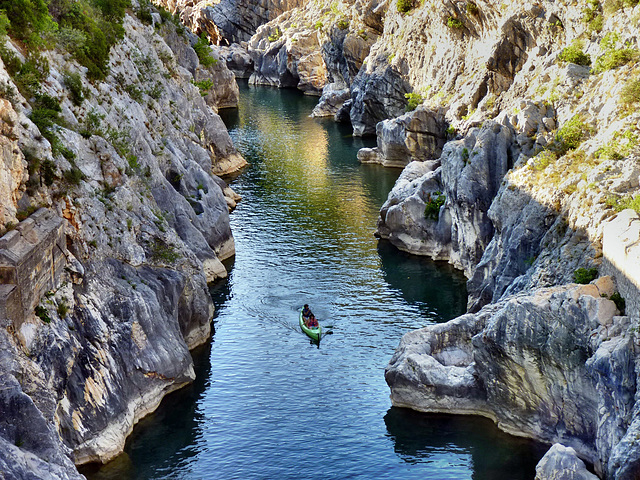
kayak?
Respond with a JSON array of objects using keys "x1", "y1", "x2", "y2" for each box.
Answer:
[{"x1": 299, "y1": 310, "x2": 322, "y2": 342}]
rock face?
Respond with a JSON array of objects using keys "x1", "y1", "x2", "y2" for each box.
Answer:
[
  {"x1": 0, "y1": 6, "x2": 244, "y2": 478},
  {"x1": 357, "y1": 106, "x2": 447, "y2": 167},
  {"x1": 535, "y1": 444, "x2": 599, "y2": 480},
  {"x1": 386, "y1": 279, "x2": 638, "y2": 479}
]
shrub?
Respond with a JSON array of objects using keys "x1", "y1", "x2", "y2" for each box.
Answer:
[
  {"x1": 194, "y1": 79, "x2": 213, "y2": 96},
  {"x1": 0, "y1": 11, "x2": 9, "y2": 37},
  {"x1": 35, "y1": 305, "x2": 51, "y2": 323},
  {"x1": 0, "y1": 0, "x2": 55, "y2": 47},
  {"x1": 267, "y1": 28, "x2": 282, "y2": 43},
  {"x1": 150, "y1": 239, "x2": 180, "y2": 263},
  {"x1": 466, "y1": 2, "x2": 479, "y2": 15},
  {"x1": 404, "y1": 92, "x2": 423, "y2": 111},
  {"x1": 610, "y1": 292, "x2": 626, "y2": 314},
  {"x1": 620, "y1": 77, "x2": 640, "y2": 108},
  {"x1": 397, "y1": 0, "x2": 412, "y2": 13},
  {"x1": 595, "y1": 48, "x2": 639, "y2": 71},
  {"x1": 63, "y1": 71, "x2": 84, "y2": 105},
  {"x1": 57, "y1": 301, "x2": 69, "y2": 317},
  {"x1": 314, "y1": 21, "x2": 323, "y2": 29},
  {"x1": 583, "y1": 0, "x2": 603, "y2": 33},
  {"x1": 555, "y1": 115, "x2": 593, "y2": 154},
  {"x1": 447, "y1": 17, "x2": 464, "y2": 29},
  {"x1": 63, "y1": 167, "x2": 84, "y2": 185},
  {"x1": 558, "y1": 42, "x2": 591, "y2": 66},
  {"x1": 79, "y1": 109, "x2": 104, "y2": 138},
  {"x1": 193, "y1": 33, "x2": 217, "y2": 67},
  {"x1": 336, "y1": 18, "x2": 350, "y2": 30},
  {"x1": 573, "y1": 267, "x2": 598, "y2": 284},
  {"x1": 424, "y1": 192, "x2": 446, "y2": 220},
  {"x1": 461, "y1": 147, "x2": 470, "y2": 163}
]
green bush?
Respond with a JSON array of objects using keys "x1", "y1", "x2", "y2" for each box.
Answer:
[
  {"x1": 555, "y1": 115, "x2": 593, "y2": 154},
  {"x1": 337, "y1": 18, "x2": 350, "y2": 30},
  {"x1": 582, "y1": 0, "x2": 603, "y2": 33},
  {"x1": 424, "y1": 192, "x2": 446, "y2": 220},
  {"x1": 0, "y1": 0, "x2": 54, "y2": 47},
  {"x1": 193, "y1": 33, "x2": 217, "y2": 67},
  {"x1": 267, "y1": 28, "x2": 282, "y2": 43},
  {"x1": 397, "y1": 0, "x2": 412, "y2": 13},
  {"x1": 35, "y1": 305, "x2": 51, "y2": 323},
  {"x1": 404, "y1": 92, "x2": 424, "y2": 111},
  {"x1": 610, "y1": 292, "x2": 626, "y2": 314},
  {"x1": 63, "y1": 70, "x2": 84, "y2": 105},
  {"x1": 57, "y1": 301, "x2": 69, "y2": 317},
  {"x1": 558, "y1": 43, "x2": 591, "y2": 66},
  {"x1": 194, "y1": 79, "x2": 213, "y2": 96},
  {"x1": 150, "y1": 239, "x2": 180, "y2": 263},
  {"x1": 30, "y1": 93, "x2": 63, "y2": 156},
  {"x1": 0, "y1": 11, "x2": 9, "y2": 36},
  {"x1": 620, "y1": 77, "x2": 640, "y2": 108},
  {"x1": 573, "y1": 267, "x2": 598, "y2": 284},
  {"x1": 447, "y1": 17, "x2": 464, "y2": 29},
  {"x1": 63, "y1": 167, "x2": 84, "y2": 185},
  {"x1": 595, "y1": 48, "x2": 639, "y2": 71},
  {"x1": 466, "y1": 2, "x2": 479, "y2": 15}
]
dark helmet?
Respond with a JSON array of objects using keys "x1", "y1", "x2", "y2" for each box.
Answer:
[{"x1": 303, "y1": 304, "x2": 309, "y2": 309}]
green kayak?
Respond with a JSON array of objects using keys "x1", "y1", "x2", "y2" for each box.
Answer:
[{"x1": 300, "y1": 310, "x2": 321, "y2": 342}]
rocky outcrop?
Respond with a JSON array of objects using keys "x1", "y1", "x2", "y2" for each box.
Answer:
[
  {"x1": 535, "y1": 444, "x2": 599, "y2": 480},
  {"x1": 386, "y1": 279, "x2": 637, "y2": 479},
  {"x1": 357, "y1": 106, "x2": 447, "y2": 167},
  {"x1": 153, "y1": 0, "x2": 305, "y2": 44},
  {"x1": 0, "y1": 6, "x2": 244, "y2": 478}
]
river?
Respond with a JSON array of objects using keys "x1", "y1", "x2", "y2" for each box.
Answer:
[{"x1": 83, "y1": 82, "x2": 546, "y2": 479}]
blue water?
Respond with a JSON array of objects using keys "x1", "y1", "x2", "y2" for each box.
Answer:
[{"x1": 82, "y1": 83, "x2": 545, "y2": 480}]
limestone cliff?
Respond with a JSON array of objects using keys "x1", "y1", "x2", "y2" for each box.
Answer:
[{"x1": 0, "y1": 3, "x2": 244, "y2": 478}]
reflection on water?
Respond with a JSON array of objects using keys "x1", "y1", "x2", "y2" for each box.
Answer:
[
  {"x1": 384, "y1": 408, "x2": 547, "y2": 479},
  {"x1": 84, "y1": 82, "x2": 544, "y2": 480}
]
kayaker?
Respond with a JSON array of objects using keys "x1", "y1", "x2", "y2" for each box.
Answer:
[
  {"x1": 302, "y1": 304, "x2": 313, "y2": 320},
  {"x1": 307, "y1": 315, "x2": 319, "y2": 328}
]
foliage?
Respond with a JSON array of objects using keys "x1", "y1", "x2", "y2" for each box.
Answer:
[
  {"x1": 620, "y1": 77, "x2": 640, "y2": 110},
  {"x1": 29, "y1": 93, "x2": 64, "y2": 157},
  {"x1": 558, "y1": 42, "x2": 591, "y2": 66},
  {"x1": 573, "y1": 267, "x2": 598, "y2": 284},
  {"x1": 194, "y1": 79, "x2": 213, "y2": 96},
  {"x1": 57, "y1": 301, "x2": 69, "y2": 317},
  {"x1": 555, "y1": 115, "x2": 593, "y2": 155},
  {"x1": 466, "y1": 2, "x2": 479, "y2": 15},
  {"x1": 150, "y1": 239, "x2": 180, "y2": 263},
  {"x1": 35, "y1": 305, "x2": 51, "y2": 323},
  {"x1": 404, "y1": 92, "x2": 424, "y2": 111},
  {"x1": 424, "y1": 192, "x2": 446, "y2": 220},
  {"x1": 63, "y1": 167, "x2": 84, "y2": 185},
  {"x1": 136, "y1": 0, "x2": 153, "y2": 24},
  {"x1": 582, "y1": 0, "x2": 603, "y2": 33},
  {"x1": 530, "y1": 149, "x2": 557, "y2": 171},
  {"x1": 0, "y1": 11, "x2": 9, "y2": 37},
  {"x1": 0, "y1": 0, "x2": 54, "y2": 47},
  {"x1": 447, "y1": 17, "x2": 464, "y2": 29},
  {"x1": 268, "y1": 27, "x2": 282, "y2": 43},
  {"x1": 607, "y1": 194, "x2": 640, "y2": 213},
  {"x1": 397, "y1": 0, "x2": 413, "y2": 13},
  {"x1": 193, "y1": 33, "x2": 217, "y2": 67},
  {"x1": 63, "y1": 70, "x2": 84, "y2": 105},
  {"x1": 604, "y1": 0, "x2": 639, "y2": 14},
  {"x1": 595, "y1": 33, "x2": 639, "y2": 72},
  {"x1": 610, "y1": 292, "x2": 626, "y2": 314},
  {"x1": 336, "y1": 18, "x2": 350, "y2": 30},
  {"x1": 79, "y1": 109, "x2": 104, "y2": 138}
]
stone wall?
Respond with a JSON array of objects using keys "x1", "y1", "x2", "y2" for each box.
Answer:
[
  {"x1": 0, "y1": 209, "x2": 66, "y2": 328},
  {"x1": 602, "y1": 209, "x2": 640, "y2": 319}
]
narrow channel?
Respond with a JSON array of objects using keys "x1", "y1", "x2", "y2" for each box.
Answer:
[{"x1": 84, "y1": 82, "x2": 546, "y2": 479}]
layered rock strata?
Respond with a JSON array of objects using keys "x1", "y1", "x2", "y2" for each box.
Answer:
[
  {"x1": 0, "y1": 6, "x2": 244, "y2": 478},
  {"x1": 386, "y1": 279, "x2": 638, "y2": 479}
]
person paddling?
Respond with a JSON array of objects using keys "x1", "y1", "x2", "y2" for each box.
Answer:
[{"x1": 302, "y1": 304, "x2": 313, "y2": 321}]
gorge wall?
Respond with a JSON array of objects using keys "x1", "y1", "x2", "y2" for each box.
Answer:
[{"x1": 0, "y1": 2, "x2": 245, "y2": 477}]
